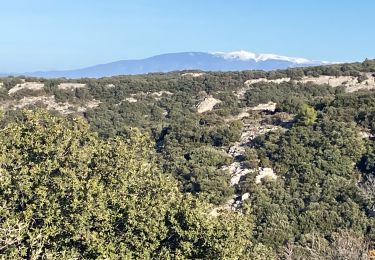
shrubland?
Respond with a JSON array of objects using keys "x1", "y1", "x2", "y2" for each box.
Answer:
[{"x1": 1, "y1": 59, "x2": 375, "y2": 258}]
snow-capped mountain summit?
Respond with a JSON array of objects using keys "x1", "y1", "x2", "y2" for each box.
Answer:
[
  {"x1": 10, "y1": 51, "x2": 329, "y2": 78},
  {"x1": 212, "y1": 50, "x2": 314, "y2": 64}
]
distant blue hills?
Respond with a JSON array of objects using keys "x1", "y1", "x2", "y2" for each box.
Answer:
[{"x1": 2, "y1": 51, "x2": 330, "y2": 79}]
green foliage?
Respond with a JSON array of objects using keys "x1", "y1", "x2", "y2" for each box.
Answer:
[
  {"x1": 287, "y1": 230, "x2": 371, "y2": 259},
  {"x1": 1, "y1": 61, "x2": 375, "y2": 257},
  {"x1": 243, "y1": 120, "x2": 372, "y2": 252},
  {"x1": 295, "y1": 103, "x2": 317, "y2": 126},
  {"x1": 244, "y1": 81, "x2": 336, "y2": 108},
  {"x1": 242, "y1": 148, "x2": 259, "y2": 168},
  {"x1": 188, "y1": 146, "x2": 232, "y2": 167},
  {"x1": 0, "y1": 110, "x2": 259, "y2": 259}
]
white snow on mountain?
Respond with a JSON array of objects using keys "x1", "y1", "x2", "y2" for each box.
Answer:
[
  {"x1": 212, "y1": 50, "x2": 315, "y2": 64},
  {"x1": 2, "y1": 51, "x2": 332, "y2": 78}
]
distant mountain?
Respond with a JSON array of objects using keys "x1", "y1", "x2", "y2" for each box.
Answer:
[{"x1": 6, "y1": 51, "x2": 330, "y2": 79}]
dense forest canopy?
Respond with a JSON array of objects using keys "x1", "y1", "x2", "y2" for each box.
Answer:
[{"x1": 1, "y1": 60, "x2": 375, "y2": 259}]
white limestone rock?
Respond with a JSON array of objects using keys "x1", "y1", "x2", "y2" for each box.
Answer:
[
  {"x1": 8, "y1": 82, "x2": 44, "y2": 95},
  {"x1": 196, "y1": 96, "x2": 221, "y2": 113},
  {"x1": 255, "y1": 167, "x2": 277, "y2": 184}
]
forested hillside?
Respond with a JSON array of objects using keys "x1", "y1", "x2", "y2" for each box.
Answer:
[{"x1": 1, "y1": 60, "x2": 375, "y2": 259}]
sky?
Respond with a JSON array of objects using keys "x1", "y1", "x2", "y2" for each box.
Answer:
[{"x1": 1, "y1": 0, "x2": 374, "y2": 72}]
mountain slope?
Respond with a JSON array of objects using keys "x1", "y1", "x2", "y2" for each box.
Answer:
[{"x1": 14, "y1": 51, "x2": 328, "y2": 78}]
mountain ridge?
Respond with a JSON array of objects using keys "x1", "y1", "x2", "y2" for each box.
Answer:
[{"x1": 4, "y1": 51, "x2": 330, "y2": 79}]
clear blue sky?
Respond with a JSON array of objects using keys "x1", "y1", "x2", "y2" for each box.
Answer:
[{"x1": 1, "y1": 0, "x2": 374, "y2": 72}]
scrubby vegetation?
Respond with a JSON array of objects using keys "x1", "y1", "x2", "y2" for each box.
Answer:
[{"x1": 1, "y1": 60, "x2": 375, "y2": 258}]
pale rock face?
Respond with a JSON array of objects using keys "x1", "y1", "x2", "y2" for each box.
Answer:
[
  {"x1": 228, "y1": 144, "x2": 246, "y2": 158},
  {"x1": 234, "y1": 88, "x2": 247, "y2": 100},
  {"x1": 196, "y1": 96, "x2": 221, "y2": 113},
  {"x1": 235, "y1": 111, "x2": 250, "y2": 120},
  {"x1": 182, "y1": 72, "x2": 205, "y2": 77},
  {"x1": 8, "y1": 82, "x2": 45, "y2": 95},
  {"x1": 212, "y1": 114, "x2": 283, "y2": 216},
  {"x1": 244, "y1": 78, "x2": 290, "y2": 86},
  {"x1": 345, "y1": 73, "x2": 375, "y2": 93},
  {"x1": 224, "y1": 108, "x2": 252, "y2": 123},
  {"x1": 243, "y1": 73, "x2": 375, "y2": 93},
  {"x1": 359, "y1": 131, "x2": 374, "y2": 139},
  {"x1": 244, "y1": 76, "x2": 352, "y2": 87},
  {"x1": 10, "y1": 96, "x2": 72, "y2": 114},
  {"x1": 301, "y1": 74, "x2": 375, "y2": 92},
  {"x1": 83, "y1": 99, "x2": 101, "y2": 109},
  {"x1": 299, "y1": 75, "x2": 350, "y2": 87},
  {"x1": 58, "y1": 83, "x2": 86, "y2": 90},
  {"x1": 127, "y1": 91, "x2": 173, "y2": 101},
  {"x1": 209, "y1": 197, "x2": 237, "y2": 217},
  {"x1": 106, "y1": 84, "x2": 115, "y2": 88},
  {"x1": 251, "y1": 102, "x2": 277, "y2": 112},
  {"x1": 230, "y1": 168, "x2": 251, "y2": 186},
  {"x1": 239, "y1": 124, "x2": 280, "y2": 145},
  {"x1": 151, "y1": 91, "x2": 173, "y2": 99},
  {"x1": 255, "y1": 167, "x2": 277, "y2": 184},
  {"x1": 0, "y1": 82, "x2": 3, "y2": 88},
  {"x1": 3, "y1": 95, "x2": 100, "y2": 115},
  {"x1": 241, "y1": 192, "x2": 250, "y2": 201},
  {"x1": 125, "y1": 97, "x2": 138, "y2": 103},
  {"x1": 222, "y1": 162, "x2": 254, "y2": 186}
]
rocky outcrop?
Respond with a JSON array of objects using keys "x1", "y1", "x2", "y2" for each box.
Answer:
[
  {"x1": 222, "y1": 162, "x2": 254, "y2": 186},
  {"x1": 196, "y1": 96, "x2": 221, "y2": 113},
  {"x1": 127, "y1": 91, "x2": 173, "y2": 101},
  {"x1": 125, "y1": 97, "x2": 138, "y2": 103},
  {"x1": 299, "y1": 75, "x2": 352, "y2": 87},
  {"x1": 83, "y1": 99, "x2": 101, "y2": 110},
  {"x1": 255, "y1": 167, "x2": 277, "y2": 184},
  {"x1": 244, "y1": 77, "x2": 290, "y2": 86},
  {"x1": 1, "y1": 95, "x2": 100, "y2": 115},
  {"x1": 151, "y1": 91, "x2": 173, "y2": 100},
  {"x1": 251, "y1": 102, "x2": 277, "y2": 112},
  {"x1": 58, "y1": 83, "x2": 86, "y2": 90},
  {"x1": 8, "y1": 82, "x2": 44, "y2": 95},
  {"x1": 359, "y1": 131, "x2": 374, "y2": 139},
  {"x1": 242, "y1": 73, "x2": 375, "y2": 93},
  {"x1": 182, "y1": 72, "x2": 205, "y2": 77},
  {"x1": 212, "y1": 115, "x2": 281, "y2": 215},
  {"x1": 241, "y1": 193, "x2": 250, "y2": 201},
  {"x1": 151, "y1": 91, "x2": 173, "y2": 97},
  {"x1": 298, "y1": 74, "x2": 375, "y2": 92}
]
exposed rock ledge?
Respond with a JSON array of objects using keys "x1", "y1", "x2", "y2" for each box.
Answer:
[
  {"x1": 255, "y1": 167, "x2": 277, "y2": 184},
  {"x1": 58, "y1": 83, "x2": 86, "y2": 90},
  {"x1": 1, "y1": 95, "x2": 100, "y2": 115},
  {"x1": 243, "y1": 73, "x2": 375, "y2": 93},
  {"x1": 182, "y1": 72, "x2": 205, "y2": 77},
  {"x1": 125, "y1": 97, "x2": 138, "y2": 103},
  {"x1": 8, "y1": 82, "x2": 44, "y2": 95},
  {"x1": 251, "y1": 102, "x2": 277, "y2": 112},
  {"x1": 196, "y1": 96, "x2": 221, "y2": 113}
]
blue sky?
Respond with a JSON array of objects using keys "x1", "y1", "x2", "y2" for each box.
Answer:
[{"x1": 1, "y1": 0, "x2": 374, "y2": 72}]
